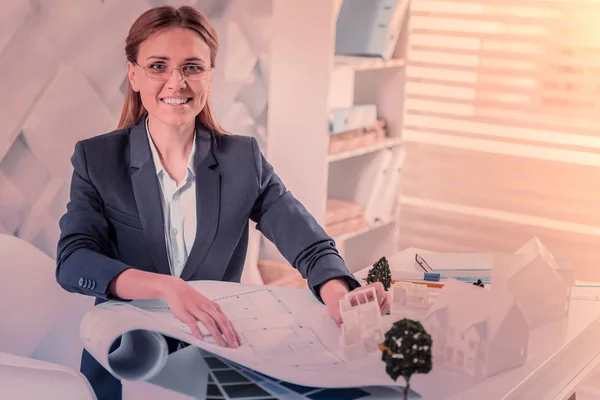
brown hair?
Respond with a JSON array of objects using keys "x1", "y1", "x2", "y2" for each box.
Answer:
[{"x1": 117, "y1": 6, "x2": 228, "y2": 135}]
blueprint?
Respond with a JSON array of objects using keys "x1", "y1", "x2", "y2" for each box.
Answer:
[
  {"x1": 79, "y1": 281, "x2": 401, "y2": 388},
  {"x1": 130, "y1": 288, "x2": 342, "y2": 368}
]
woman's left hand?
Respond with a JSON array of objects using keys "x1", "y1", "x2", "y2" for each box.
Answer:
[{"x1": 320, "y1": 279, "x2": 390, "y2": 327}]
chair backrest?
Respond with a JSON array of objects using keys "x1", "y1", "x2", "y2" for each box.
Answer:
[
  {"x1": 0, "y1": 234, "x2": 94, "y2": 370},
  {"x1": 0, "y1": 351, "x2": 97, "y2": 400}
]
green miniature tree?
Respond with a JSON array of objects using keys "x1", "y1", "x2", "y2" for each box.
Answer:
[
  {"x1": 379, "y1": 318, "x2": 433, "y2": 400},
  {"x1": 366, "y1": 256, "x2": 392, "y2": 290}
]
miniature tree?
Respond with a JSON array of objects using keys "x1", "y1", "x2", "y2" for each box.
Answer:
[
  {"x1": 379, "y1": 318, "x2": 432, "y2": 400},
  {"x1": 366, "y1": 256, "x2": 392, "y2": 291}
]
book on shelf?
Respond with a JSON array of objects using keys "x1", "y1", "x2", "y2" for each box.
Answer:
[
  {"x1": 328, "y1": 119, "x2": 387, "y2": 156},
  {"x1": 325, "y1": 198, "x2": 369, "y2": 238},
  {"x1": 329, "y1": 104, "x2": 377, "y2": 134}
]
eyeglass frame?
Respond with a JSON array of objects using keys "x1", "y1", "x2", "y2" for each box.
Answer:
[
  {"x1": 133, "y1": 60, "x2": 213, "y2": 81},
  {"x1": 415, "y1": 254, "x2": 432, "y2": 272}
]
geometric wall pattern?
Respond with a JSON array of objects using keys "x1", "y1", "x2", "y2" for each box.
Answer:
[{"x1": 0, "y1": 0, "x2": 272, "y2": 258}]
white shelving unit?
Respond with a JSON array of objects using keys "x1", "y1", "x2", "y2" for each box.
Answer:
[
  {"x1": 327, "y1": 137, "x2": 402, "y2": 163},
  {"x1": 334, "y1": 55, "x2": 406, "y2": 71},
  {"x1": 262, "y1": 0, "x2": 409, "y2": 274},
  {"x1": 325, "y1": 1, "x2": 410, "y2": 273}
]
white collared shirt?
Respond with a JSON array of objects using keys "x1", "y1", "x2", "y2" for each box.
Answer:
[{"x1": 146, "y1": 117, "x2": 197, "y2": 277}]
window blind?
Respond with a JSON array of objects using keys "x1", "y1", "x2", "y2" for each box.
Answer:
[{"x1": 398, "y1": 0, "x2": 600, "y2": 280}]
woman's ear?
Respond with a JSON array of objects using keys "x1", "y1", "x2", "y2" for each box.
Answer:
[{"x1": 127, "y1": 61, "x2": 140, "y2": 92}]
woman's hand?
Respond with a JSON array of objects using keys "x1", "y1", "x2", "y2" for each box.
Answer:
[
  {"x1": 320, "y1": 279, "x2": 390, "y2": 327},
  {"x1": 159, "y1": 276, "x2": 241, "y2": 348}
]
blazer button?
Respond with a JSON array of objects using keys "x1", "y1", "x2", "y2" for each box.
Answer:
[
  {"x1": 79, "y1": 278, "x2": 84, "y2": 287},
  {"x1": 90, "y1": 281, "x2": 96, "y2": 290}
]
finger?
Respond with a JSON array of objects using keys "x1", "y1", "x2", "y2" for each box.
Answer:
[
  {"x1": 201, "y1": 304, "x2": 234, "y2": 347},
  {"x1": 383, "y1": 293, "x2": 390, "y2": 308},
  {"x1": 328, "y1": 304, "x2": 343, "y2": 327},
  {"x1": 229, "y1": 321, "x2": 243, "y2": 347},
  {"x1": 329, "y1": 312, "x2": 342, "y2": 327},
  {"x1": 380, "y1": 295, "x2": 390, "y2": 315},
  {"x1": 230, "y1": 320, "x2": 243, "y2": 346},
  {"x1": 204, "y1": 306, "x2": 238, "y2": 348},
  {"x1": 191, "y1": 308, "x2": 227, "y2": 347},
  {"x1": 213, "y1": 303, "x2": 242, "y2": 346},
  {"x1": 377, "y1": 292, "x2": 385, "y2": 306},
  {"x1": 182, "y1": 314, "x2": 203, "y2": 340},
  {"x1": 378, "y1": 290, "x2": 388, "y2": 306},
  {"x1": 213, "y1": 302, "x2": 224, "y2": 312}
]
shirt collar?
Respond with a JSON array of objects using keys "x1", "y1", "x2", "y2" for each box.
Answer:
[{"x1": 145, "y1": 116, "x2": 196, "y2": 177}]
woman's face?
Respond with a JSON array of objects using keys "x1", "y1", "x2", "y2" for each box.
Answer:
[{"x1": 127, "y1": 27, "x2": 212, "y2": 129}]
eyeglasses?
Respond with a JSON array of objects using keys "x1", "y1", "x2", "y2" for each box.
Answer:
[
  {"x1": 134, "y1": 61, "x2": 212, "y2": 81},
  {"x1": 415, "y1": 254, "x2": 432, "y2": 272}
]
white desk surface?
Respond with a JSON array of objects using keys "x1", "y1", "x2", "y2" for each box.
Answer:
[
  {"x1": 353, "y1": 247, "x2": 600, "y2": 400},
  {"x1": 134, "y1": 248, "x2": 600, "y2": 400}
]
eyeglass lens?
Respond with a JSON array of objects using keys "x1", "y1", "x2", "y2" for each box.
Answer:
[{"x1": 144, "y1": 62, "x2": 209, "y2": 80}]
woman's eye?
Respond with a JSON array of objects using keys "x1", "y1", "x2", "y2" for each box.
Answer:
[
  {"x1": 184, "y1": 65, "x2": 204, "y2": 73},
  {"x1": 150, "y1": 63, "x2": 166, "y2": 71}
]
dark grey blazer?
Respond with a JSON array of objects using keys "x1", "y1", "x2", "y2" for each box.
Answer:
[{"x1": 56, "y1": 117, "x2": 361, "y2": 307}]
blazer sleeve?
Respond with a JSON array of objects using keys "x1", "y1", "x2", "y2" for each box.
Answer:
[
  {"x1": 248, "y1": 138, "x2": 361, "y2": 302},
  {"x1": 55, "y1": 141, "x2": 131, "y2": 300}
]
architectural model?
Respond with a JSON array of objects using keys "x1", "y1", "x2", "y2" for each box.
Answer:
[
  {"x1": 422, "y1": 280, "x2": 530, "y2": 380},
  {"x1": 389, "y1": 282, "x2": 441, "y2": 312},
  {"x1": 491, "y1": 237, "x2": 575, "y2": 328},
  {"x1": 338, "y1": 287, "x2": 385, "y2": 360}
]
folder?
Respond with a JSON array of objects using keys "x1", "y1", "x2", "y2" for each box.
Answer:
[
  {"x1": 363, "y1": 148, "x2": 394, "y2": 224},
  {"x1": 375, "y1": 146, "x2": 405, "y2": 221},
  {"x1": 335, "y1": 0, "x2": 410, "y2": 60}
]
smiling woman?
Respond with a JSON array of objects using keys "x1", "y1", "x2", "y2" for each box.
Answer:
[
  {"x1": 118, "y1": 7, "x2": 225, "y2": 136},
  {"x1": 55, "y1": 5, "x2": 388, "y2": 400}
]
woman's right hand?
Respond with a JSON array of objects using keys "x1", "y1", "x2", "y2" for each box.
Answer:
[{"x1": 160, "y1": 276, "x2": 241, "y2": 348}]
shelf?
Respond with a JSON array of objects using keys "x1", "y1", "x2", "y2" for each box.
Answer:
[
  {"x1": 327, "y1": 137, "x2": 402, "y2": 162},
  {"x1": 333, "y1": 218, "x2": 396, "y2": 243},
  {"x1": 333, "y1": 55, "x2": 406, "y2": 71}
]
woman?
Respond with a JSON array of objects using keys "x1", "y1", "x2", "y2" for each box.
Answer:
[{"x1": 56, "y1": 5, "x2": 389, "y2": 400}]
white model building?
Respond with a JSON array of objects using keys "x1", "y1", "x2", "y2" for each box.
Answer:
[
  {"x1": 389, "y1": 282, "x2": 441, "y2": 312},
  {"x1": 338, "y1": 287, "x2": 384, "y2": 360},
  {"x1": 491, "y1": 237, "x2": 575, "y2": 328},
  {"x1": 422, "y1": 280, "x2": 530, "y2": 380}
]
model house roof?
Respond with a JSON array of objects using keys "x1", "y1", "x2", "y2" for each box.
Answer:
[
  {"x1": 424, "y1": 280, "x2": 518, "y2": 341},
  {"x1": 515, "y1": 237, "x2": 554, "y2": 265},
  {"x1": 507, "y1": 237, "x2": 575, "y2": 287}
]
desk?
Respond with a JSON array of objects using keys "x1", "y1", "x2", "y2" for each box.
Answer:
[
  {"x1": 126, "y1": 248, "x2": 600, "y2": 400},
  {"x1": 353, "y1": 248, "x2": 600, "y2": 400}
]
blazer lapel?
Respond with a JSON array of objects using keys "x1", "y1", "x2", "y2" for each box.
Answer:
[
  {"x1": 180, "y1": 126, "x2": 221, "y2": 281},
  {"x1": 129, "y1": 119, "x2": 171, "y2": 276}
]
